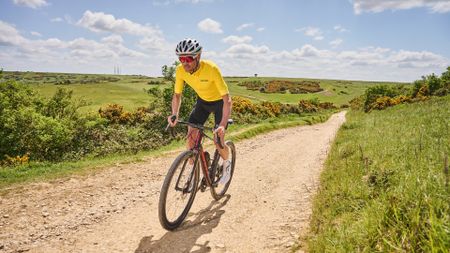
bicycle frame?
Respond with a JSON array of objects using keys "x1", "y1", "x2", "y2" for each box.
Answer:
[
  {"x1": 189, "y1": 127, "x2": 220, "y2": 190},
  {"x1": 167, "y1": 119, "x2": 231, "y2": 192}
]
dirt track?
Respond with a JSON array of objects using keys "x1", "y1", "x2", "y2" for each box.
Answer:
[{"x1": 0, "y1": 111, "x2": 346, "y2": 253}]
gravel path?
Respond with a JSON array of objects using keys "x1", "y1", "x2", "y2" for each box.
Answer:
[{"x1": 0, "y1": 111, "x2": 346, "y2": 253}]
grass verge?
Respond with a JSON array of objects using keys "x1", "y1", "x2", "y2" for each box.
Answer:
[
  {"x1": 305, "y1": 96, "x2": 449, "y2": 252},
  {"x1": 0, "y1": 111, "x2": 335, "y2": 192}
]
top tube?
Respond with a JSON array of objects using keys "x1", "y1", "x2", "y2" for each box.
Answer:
[
  {"x1": 168, "y1": 118, "x2": 233, "y2": 149},
  {"x1": 176, "y1": 120, "x2": 214, "y2": 132}
]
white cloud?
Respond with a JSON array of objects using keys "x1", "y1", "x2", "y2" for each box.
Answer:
[
  {"x1": 198, "y1": 18, "x2": 223, "y2": 34},
  {"x1": 77, "y1": 10, "x2": 163, "y2": 37},
  {"x1": 13, "y1": 0, "x2": 47, "y2": 9},
  {"x1": 138, "y1": 36, "x2": 170, "y2": 52},
  {"x1": 292, "y1": 44, "x2": 328, "y2": 57},
  {"x1": 256, "y1": 27, "x2": 265, "y2": 32},
  {"x1": 353, "y1": 0, "x2": 450, "y2": 14},
  {"x1": 40, "y1": 38, "x2": 65, "y2": 48},
  {"x1": 101, "y1": 34, "x2": 124, "y2": 44},
  {"x1": 236, "y1": 23, "x2": 254, "y2": 31},
  {"x1": 225, "y1": 43, "x2": 270, "y2": 55},
  {"x1": 337, "y1": 47, "x2": 388, "y2": 63},
  {"x1": 428, "y1": 1, "x2": 450, "y2": 13},
  {"x1": 296, "y1": 26, "x2": 324, "y2": 40},
  {"x1": 76, "y1": 10, "x2": 168, "y2": 53},
  {"x1": 1, "y1": 19, "x2": 448, "y2": 81},
  {"x1": 0, "y1": 21, "x2": 26, "y2": 46},
  {"x1": 30, "y1": 31, "x2": 42, "y2": 37},
  {"x1": 389, "y1": 49, "x2": 447, "y2": 65},
  {"x1": 0, "y1": 20, "x2": 153, "y2": 74},
  {"x1": 222, "y1": 35, "x2": 252, "y2": 44},
  {"x1": 330, "y1": 38, "x2": 343, "y2": 48},
  {"x1": 334, "y1": 25, "x2": 348, "y2": 32},
  {"x1": 204, "y1": 43, "x2": 449, "y2": 81}
]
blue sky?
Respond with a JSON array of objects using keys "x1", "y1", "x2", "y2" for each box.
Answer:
[{"x1": 1, "y1": 0, "x2": 449, "y2": 81}]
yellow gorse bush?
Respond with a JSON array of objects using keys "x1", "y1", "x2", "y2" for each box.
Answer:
[{"x1": 2, "y1": 153, "x2": 30, "y2": 166}]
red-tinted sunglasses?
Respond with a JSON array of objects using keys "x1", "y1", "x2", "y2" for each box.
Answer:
[{"x1": 179, "y1": 55, "x2": 197, "y2": 63}]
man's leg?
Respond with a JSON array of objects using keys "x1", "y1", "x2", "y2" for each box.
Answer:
[
  {"x1": 187, "y1": 126, "x2": 199, "y2": 150},
  {"x1": 187, "y1": 126, "x2": 200, "y2": 165},
  {"x1": 215, "y1": 130, "x2": 229, "y2": 160},
  {"x1": 212, "y1": 104, "x2": 232, "y2": 184}
]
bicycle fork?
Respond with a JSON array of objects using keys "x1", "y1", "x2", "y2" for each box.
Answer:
[{"x1": 174, "y1": 154, "x2": 198, "y2": 194}]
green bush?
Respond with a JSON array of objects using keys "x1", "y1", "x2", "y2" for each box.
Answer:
[
  {"x1": 0, "y1": 82, "x2": 76, "y2": 161},
  {"x1": 412, "y1": 67, "x2": 449, "y2": 97},
  {"x1": 42, "y1": 88, "x2": 88, "y2": 120},
  {"x1": 363, "y1": 85, "x2": 401, "y2": 112}
]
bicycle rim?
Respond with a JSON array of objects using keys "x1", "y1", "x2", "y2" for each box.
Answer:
[
  {"x1": 158, "y1": 151, "x2": 199, "y2": 230},
  {"x1": 210, "y1": 140, "x2": 236, "y2": 200}
]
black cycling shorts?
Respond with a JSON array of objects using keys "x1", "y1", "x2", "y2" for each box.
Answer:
[{"x1": 188, "y1": 97, "x2": 223, "y2": 126}]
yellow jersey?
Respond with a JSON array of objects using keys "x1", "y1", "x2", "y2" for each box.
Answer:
[{"x1": 175, "y1": 60, "x2": 229, "y2": 101}]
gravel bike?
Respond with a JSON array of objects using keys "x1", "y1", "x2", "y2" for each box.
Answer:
[{"x1": 158, "y1": 118, "x2": 236, "y2": 230}]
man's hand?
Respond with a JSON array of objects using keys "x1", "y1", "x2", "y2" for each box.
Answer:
[
  {"x1": 167, "y1": 115, "x2": 178, "y2": 127},
  {"x1": 214, "y1": 125, "x2": 226, "y2": 147}
]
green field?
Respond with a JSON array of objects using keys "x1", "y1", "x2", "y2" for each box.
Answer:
[
  {"x1": 306, "y1": 95, "x2": 450, "y2": 252},
  {"x1": 226, "y1": 76, "x2": 396, "y2": 105},
  {"x1": 3, "y1": 71, "x2": 407, "y2": 114},
  {"x1": 2, "y1": 72, "x2": 171, "y2": 113}
]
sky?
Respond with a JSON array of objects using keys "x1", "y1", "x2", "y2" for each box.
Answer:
[{"x1": 1, "y1": 0, "x2": 449, "y2": 82}]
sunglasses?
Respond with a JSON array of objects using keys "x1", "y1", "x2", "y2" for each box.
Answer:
[{"x1": 179, "y1": 55, "x2": 197, "y2": 63}]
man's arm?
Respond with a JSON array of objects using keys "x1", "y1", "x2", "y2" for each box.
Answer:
[
  {"x1": 168, "y1": 93, "x2": 182, "y2": 126},
  {"x1": 219, "y1": 94, "x2": 232, "y2": 128},
  {"x1": 172, "y1": 93, "x2": 182, "y2": 116}
]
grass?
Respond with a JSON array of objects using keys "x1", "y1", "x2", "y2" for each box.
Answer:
[
  {"x1": 0, "y1": 111, "x2": 334, "y2": 192},
  {"x1": 306, "y1": 95, "x2": 450, "y2": 252},
  {"x1": 3, "y1": 71, "x2": 407, "y2": 114}
]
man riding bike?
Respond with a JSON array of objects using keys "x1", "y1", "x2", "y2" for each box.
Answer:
[{"x1": 167, "y1": 38, "x2": 233, "y2": 185}]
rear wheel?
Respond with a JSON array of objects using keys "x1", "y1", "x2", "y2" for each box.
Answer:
[
  {"x1": 210, "y1": 140, "x2": 236, "y2": 200},
  {"x1": 158, "y1": 150, "x2": 199, "y2": 230}
]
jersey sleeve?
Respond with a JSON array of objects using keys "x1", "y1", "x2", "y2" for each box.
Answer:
[
  {"x1": 211, "y1": 65, "x2": 229, "y2": 96},
  {"x1": 174, "y1": 66, "x2": 184, "y2": 94}
]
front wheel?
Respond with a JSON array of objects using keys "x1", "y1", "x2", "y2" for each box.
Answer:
[
  {"x1": 210, "y1": 140, "x2": 236, "y2": 200},
  {"x1": 158, "y1": 150, "x2": 199, "y2": 230}
]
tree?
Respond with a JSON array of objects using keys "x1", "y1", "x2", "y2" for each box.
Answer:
[
  {"x1": 441, "y1": 66, "x2": 450, "y2": 84},
  {"x1": 426, "y1": 73, "x2": 441, "y2": 95},
  {"x1": 161, "y1": 61, "x2": 179, "y2": 82}
]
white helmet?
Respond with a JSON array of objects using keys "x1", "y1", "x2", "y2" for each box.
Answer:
[{"x1": 175, "y1": 38, "x2": 202, "y2": 56}]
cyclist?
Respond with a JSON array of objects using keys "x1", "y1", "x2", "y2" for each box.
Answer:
[{"x1": 167, "y1": 38, "x2": 233, "y2": 185}]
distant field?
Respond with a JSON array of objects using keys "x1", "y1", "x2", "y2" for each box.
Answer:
[
  {"x1": 3, "y1": 71, "x2": 409, "y2": 113},
  {"x1": 2, "y1": 71, "x2": 170, "y2": 114},
  {"x1": 226, "y1": 77, "x2": 402, "y2": 105}
]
